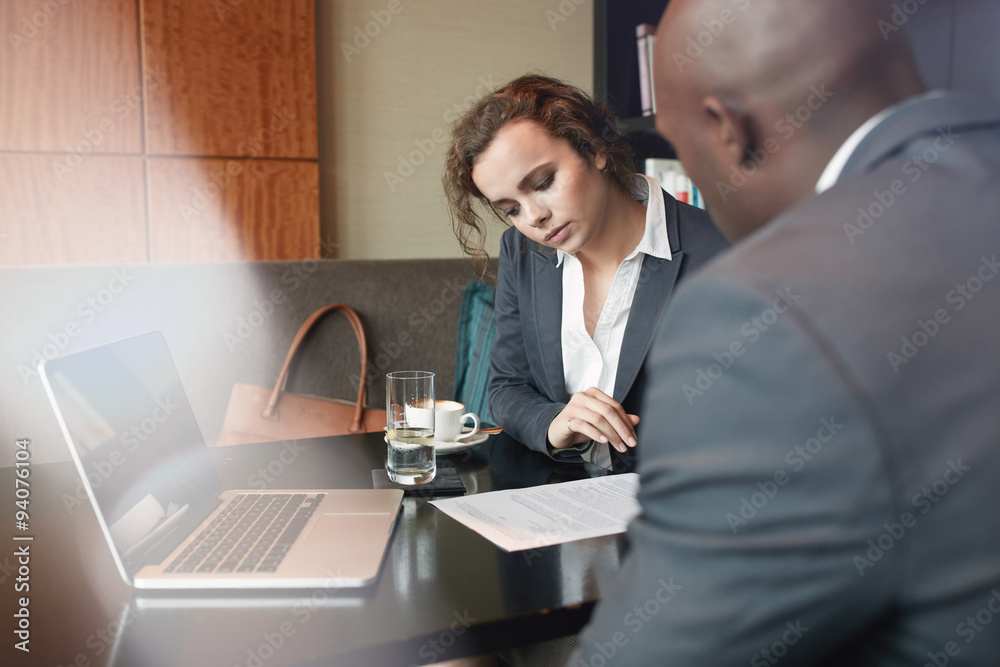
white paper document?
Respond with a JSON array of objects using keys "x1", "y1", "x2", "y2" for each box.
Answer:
[{"x1": 430, "y1": 473, "x2": 641, "y2": 552}]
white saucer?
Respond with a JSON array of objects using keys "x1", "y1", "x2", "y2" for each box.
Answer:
[
  {"x1": 381, "y1": 431, "x2": 489, "y2": 453},
  {"x1": 434, "y1": 432, "x2": 489, "y2": 454}
]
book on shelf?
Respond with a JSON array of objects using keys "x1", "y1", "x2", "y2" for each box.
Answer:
[
  {"x1": 645, "y1": 158, "x2": 704, "y2": 210},
  {"x1": 636, "y1": 23, "x2": 657, "y2": 117}
]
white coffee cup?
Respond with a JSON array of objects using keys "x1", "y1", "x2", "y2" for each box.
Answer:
[
  {"x1": 433, "y1": 400, "x2": 480, "y2": 442},
  {"x1": 404, "y1": 403, "x2": 435, "y2": 429}
]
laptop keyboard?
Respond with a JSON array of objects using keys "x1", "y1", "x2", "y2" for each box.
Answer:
[{"x1": 165, "y1": 493, "x2": 325, "y2": 575}]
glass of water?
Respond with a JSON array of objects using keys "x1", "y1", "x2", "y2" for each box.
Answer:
[{"x1": 386, "y1": 371, "x2": 436, "y2": 484}]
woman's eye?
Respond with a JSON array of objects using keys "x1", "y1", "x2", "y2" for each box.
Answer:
[
  {"x1": 503, "y1": 206, "x2": 520, "y2": 218},
  {"x1": 536, "y1": 174, "x2": 554, "y2": 190}
]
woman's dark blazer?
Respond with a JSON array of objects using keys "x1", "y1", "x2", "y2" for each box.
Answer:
[{"x1": 487, "y1": 191, "x2": 729, "y2": 470}]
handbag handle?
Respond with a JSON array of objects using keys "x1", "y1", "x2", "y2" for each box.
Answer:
[{"x1": 262, "y1": 303, "x2": 371, "y2": 433}]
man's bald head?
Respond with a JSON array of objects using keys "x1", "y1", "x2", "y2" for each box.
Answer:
[{"x1": 654, "y1": 0, "x2": 926, "y2": 241}]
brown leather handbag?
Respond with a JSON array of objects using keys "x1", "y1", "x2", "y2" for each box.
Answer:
[{"x1": 217, "y1": 304, "x2": 386, "y2": 446}]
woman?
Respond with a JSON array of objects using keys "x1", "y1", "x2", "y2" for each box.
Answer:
[{"x1": 443, "y1": 74, "x2": 727, "y2": 472}]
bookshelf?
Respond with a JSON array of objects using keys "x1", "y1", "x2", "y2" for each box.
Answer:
[{"x1": 593, "y1": 0, "x2": 674, "y2": 165}]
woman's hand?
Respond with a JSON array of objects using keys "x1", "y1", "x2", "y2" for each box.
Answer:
[{"x1": 547, "y1": 388, "x2": 640, "y2": 452}]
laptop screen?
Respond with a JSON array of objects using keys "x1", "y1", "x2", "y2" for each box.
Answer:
[{"x1": 41, "y1": 332, "x2": 222, "y2": 563}]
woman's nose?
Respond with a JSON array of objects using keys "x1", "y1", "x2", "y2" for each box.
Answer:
[{"x1": 523, "y1": 199, "x2": 551, "y2": 227}]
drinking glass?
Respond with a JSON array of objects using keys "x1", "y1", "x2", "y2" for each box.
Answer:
[{"x1": 385, "y1": 371, "x2": 436, "y2": 484}]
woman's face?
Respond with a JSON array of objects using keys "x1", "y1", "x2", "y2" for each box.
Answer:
[{"x1": 471, "y1": 119, "x2": 611, "y2": 255}]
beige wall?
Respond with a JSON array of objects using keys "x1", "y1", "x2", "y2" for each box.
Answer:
[{"x1": 317, "y1": 0, "x2": 594, "y2": 260}]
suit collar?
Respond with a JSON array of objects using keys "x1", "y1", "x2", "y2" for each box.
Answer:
[
  {"x1": 840, "y1": 91, "x2": 1000, "y2": 182},
  {"x1": 613, "y1": 199, "x2": 685, "y2": 401},
  {"x1": 525, "y1": 191, "x2": 689, "y2": 404}
]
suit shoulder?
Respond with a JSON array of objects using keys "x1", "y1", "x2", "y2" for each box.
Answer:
[
  {"x1": 663, "y1": 190, "x2": 729, "y2": 267},
  {"x1": 691, "y1": 185, "x2": 854, "y2": 286},
  {"x1": 499, "y1": 225, "x2": 518, "y2": 249},
  {"x1": 498, "y1": 226, "x2": 558, "y2": 268},
  {"x1": 498, "y1": 226, "x2": 526, "y2": 260}
]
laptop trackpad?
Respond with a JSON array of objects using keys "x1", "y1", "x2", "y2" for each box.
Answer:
[{"x1": 296, "y1": 513, "x2": 396, "y2": 580}]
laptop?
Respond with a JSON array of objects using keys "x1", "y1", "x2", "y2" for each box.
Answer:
[{"x1": 39, "y1": 331, "x2": 403, "y2": 590}]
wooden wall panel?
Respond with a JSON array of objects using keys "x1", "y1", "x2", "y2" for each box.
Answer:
[
  {"x1": 142, "y1": 0, "x2": 318, "y2": 159},
  {"x1": 0, "y1": 0, "x2": 142, "y2": 153},
  {"x1": 146, "y1": 157, "x2": 320, "y2": 262},
  {"x1": 0, "y1": 0, "x2": 321, "y2": 265},
  {"x1": 0, "y1": 154, "x2": 147, "y2": 264}
]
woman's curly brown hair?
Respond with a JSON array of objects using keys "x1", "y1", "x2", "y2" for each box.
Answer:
[{"x1": 442, "y1": 74, "x2": 636, "y2": 278}]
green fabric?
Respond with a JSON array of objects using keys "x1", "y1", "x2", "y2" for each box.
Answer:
[{"x1": 453, "y1": 280, "x2": 495, "y2": 424}]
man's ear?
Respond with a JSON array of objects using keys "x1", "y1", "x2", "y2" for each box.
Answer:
[{"x1": 702, "y1": 94, "x2": 754, "y2": 168}]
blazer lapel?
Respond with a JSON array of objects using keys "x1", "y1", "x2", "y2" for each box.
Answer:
[
  {"x1": 531, "y1": 248, "x2": 567, "y2": 401},
  {"x1": 612, "y1": 192, "x2": 689, "y2": 403},
  {"x1": 612, "y1": 251, "x2": 684, "y2": 402}
]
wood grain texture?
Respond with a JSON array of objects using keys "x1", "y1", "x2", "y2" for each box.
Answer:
[
  {"x1": 0, "y1": 154, "x2": 147, "y2": 265},
  {"x1": 0, "y1": 0, "x2": 143, "y2": 153},
  {"x1": 142, "y1": 0, "x2": 318, "y2": 159},
  {"x1": 146, "y1": 157, "x2": 319, "y2": 261}
]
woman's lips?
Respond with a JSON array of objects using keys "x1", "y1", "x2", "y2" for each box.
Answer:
[{"x1": 546, "y1": 223, "x2": 570, "y2": 244}]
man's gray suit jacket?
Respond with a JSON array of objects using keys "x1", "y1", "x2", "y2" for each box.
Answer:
[
  {"x1": 488, "y1": 191, "x2": 728, "y2": 469},
  {"x1": 575, "y1": 91, "x2": 1000, "y2": 665}
]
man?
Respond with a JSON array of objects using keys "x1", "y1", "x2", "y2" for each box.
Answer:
[{"x1": 571, "y1": 0, "x2": 1000, "y2": 664}]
